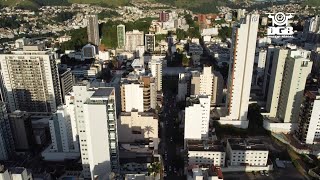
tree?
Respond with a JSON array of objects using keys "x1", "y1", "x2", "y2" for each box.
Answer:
[
  {"x1": 218, "y1": 27, "x2": 232, "y2": 41},
  {"x1": 182, "y1": 54, "x2": 190, "y2": 67},
  {"x1": 147, "y1": 162, "x2": 161, "y2": 179},
  {"x1": 144, "y1": 126, "x2": 154, "y2": 138}
]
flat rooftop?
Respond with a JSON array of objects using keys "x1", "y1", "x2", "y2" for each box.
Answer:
[
  {"x1": 227, "y1": 138, "x2": 267, "y2": 151},
  {"x1": 91, "y1": 88, "x2": 114, "y2": 98},
  {"x1": 187, "y1": 140, "x2": 224, "y2": 152}
]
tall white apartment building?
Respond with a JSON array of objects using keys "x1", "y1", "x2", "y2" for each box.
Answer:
[
  {"x1": 226, "y1": 138, "x2": 269, "y2": 166},
  {"x1": 0, "y1": 44, "x2": 62, "y2": 113},
  {"x1": 224, "y1": 14, "x2": 259, "y2": 125},
  {"x1": 0, "y1": 102, "x2": 14, "y2": 160},
  {"x1": 87, "y1": 14, "x2": 100, "y2": 46},
  {"x1": 277, "y1": 50, "x2": 312, "y2": 123},
  {"x1": 125, "y1": 30, "x2": 144, "y2": 52},
  {"x1": 149, "y1": 59, "x2": 163, "y2": 91},
  {"x1": 265, "y1": 48, "x2": 289, "y2": 117},
  {"x1": 296, "y1": 90, "x2": 320, "y2": 144},
  {"x1": 65, "y1": 82, "x2": 119, "y2": 179},
  {"x1": 184, "y1": 95, "x2": 211, "y2": 140}
]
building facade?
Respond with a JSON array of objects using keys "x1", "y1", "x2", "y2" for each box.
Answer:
[
  {"x1": 226, "y1": 138, "x2": 269, "y2": 166},
  {"x1": 125, "y1": 30, "x2": 144, "y2": 52},
  {"x1": 86, "y1": 14, "x2": 100, "y2": 46},
  {"x1": 225, "y1": 14, "x2": 259, "y2": 124},
  {"x1": 0, "y1": 44, "x2": 62, "y2": 113},
  {"x1": 184, "y1": 95, "x2": 211, "y2": 140},
  {"x1": 149, "y1": 59, "x2": 163, "y2": 92},
  {"x1": 65, "y1": 82, "x2": 119, "y2": 179},
  {"x1": 296, "y1": 90, "x2": 320, "y2": 144},
  {"x1": 145, "y1": 33, "x2": 155, "y2": 52},
  {"x1": 117, "y1": 24, "x2": 126, "y2": 49}
]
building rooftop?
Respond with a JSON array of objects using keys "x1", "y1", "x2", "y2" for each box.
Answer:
[
  {"x1": 227, "y1": 138, "x2": 267, "y2": 151},
  {"x1": 187, "y1": 140, "x2": 224, "y2": 152},
  {"x1": 91, "y1": 87, "x2": 114, "y2": 98}
]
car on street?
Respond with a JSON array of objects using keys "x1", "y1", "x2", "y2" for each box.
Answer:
[{"x1": 260, "y1": 171, "x2": 264, "y2": 176}]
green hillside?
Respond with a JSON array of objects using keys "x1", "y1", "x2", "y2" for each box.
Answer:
[{"x1": 0, "y1": 0, "x2": 129, "y2": 7}]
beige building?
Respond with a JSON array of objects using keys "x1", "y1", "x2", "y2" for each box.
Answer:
[
  {"x1": 121, "y1": 75, "x2": 157, "y2": 112},
  {"x1": 118, "y1": 111, "x2": 158, "y2": 142},
  {"x1": 190, "y1": 67, "x2": 224, "y2": 105}
]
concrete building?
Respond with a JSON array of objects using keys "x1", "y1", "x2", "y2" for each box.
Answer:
[
  {"x1": 262, "y1": 45, "x2": 275, "y2": 98},
  {"x1": 237, "y1": 9, "x2": 246, "y2": 21},
  {"x1": 277, "y1": 50, "x2": 312, "y2": 123},
  {"x1": 255, "y1": 49, "x2": 267, "y2": 74},
  {"x1": 117, "y1": 24, "x2": 126, "y2": 49},
  {"x1": 296, "y1": 90, "x2": 320, "y2": 144},
  {"x1": 199, "y1": 67, "x2": 214, "y2": 98},
  {"x1": 121, "y1": 75, "x2": 157, "y2": 112},
  {"x1": 186, "y1": 140, "x2": 226, "y2": 167},
  {"x1": 82, "y1": 44, "x2": 97, "y2": 60},
  {"x1": 190, "y1": 71, "x2": 200, "y2": 96},
  {"x1": 0, "y1": 44, "x2": 62, "y2": 113},
  {"x1": 8, "y1": 111, "x2": 33, "y2": 152},
  {"x1": 65, "y1": 82, "x2": 119, "y2": 179},
  {"x1": 118, "y1": 111, "x2": 158, "y2": 142},
  {"x1": 212, "y1": 71, "x2": 224, "y2": 105},
  {"x1": 125, "y1": 30, "x2": 144, "y2": 52},
  {"x1": 184, "y1": 95, "x2": 211, "y2": 141},
  {"x1": 145, "y1": 33, "x2": 156, "y2": 52},
  {"x1": 0, "y1": 102, "x2": 14, "y2": 160},
  {"x1": 177, "y1": 72, "x2": 191, "y2": 102},
  {"x1": 42, "y1": 106, "x2": 80, "y2": 161},
  {"x1": 159, "y1": 11, "x2": 169, "y2": 22},
  {"x1": 0, "y1": 166, "x2": 33, "y2": 180},
  {"x1": 224, "y1": 14, "x2": 259, "y2": 127},
  {"x1": 149, "y1": 59, "x2": 163, "y2": 92},
  {"x1": 226, "y1": 138, "x2": 269, "y2": 166},
  {"x1": 86, "y1": 14, "x2": 100, "y2": 46},
  {"x1": 265, "y1": 48, "x2": 289, "y2": 117},
  {"x1": 59, "y1": 68, "x2": 73, "y2": 104}
]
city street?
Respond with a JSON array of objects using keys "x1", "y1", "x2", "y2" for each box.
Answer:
[{"x1": 160, "y1": 79, "x2": 185, "y2": 180}]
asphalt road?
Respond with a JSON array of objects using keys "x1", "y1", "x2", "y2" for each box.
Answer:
[{"x1": 160, "y1": 90, "x2": 184, "y2": 180}]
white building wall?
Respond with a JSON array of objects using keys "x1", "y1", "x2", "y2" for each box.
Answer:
[
  {"x1": 125, "y1": 30, "x2": 144, "y2": 52},
  {"x1": 265, "y1": 48, "x2": 288, "y2": 117},
  {"x1": 184, "y1": 96, "x2": 211, "y2": 140},
  {"x1": 84, "y1": 103, "x2": 111, "y2": 179},
  {"x1": 277, "y1": 52, "x2": 313, "y2": 123},
  {"x1": 199, "y1": 67, "x2": 213, "y2": 96},
  {"x1": 226, "y1": 14, "x2": 259, "y2": 123},
  {"x1": 124, "y1": 84, "x2": 144, "y2": 112},
  {"x1": 188, "y1": 151, "x2": 226, "y2": 167},
  {"x1": 305, "y1": 99, "x2": 320, "y2": 144},
  {"x1": 149, "y1": 59, "x2": 163, "y2": 91}
]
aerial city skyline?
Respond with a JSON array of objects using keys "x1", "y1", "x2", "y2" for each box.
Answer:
[{"x1": 0, "y1": 0, "x2": 320, "y2": 179}]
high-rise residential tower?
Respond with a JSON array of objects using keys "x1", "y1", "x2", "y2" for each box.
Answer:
[
  {"x1": 149, "y1": 59, "x2": 163, "y2": 92},
  {"x1": 87, "y1": 14, "x2": 100, "y2": 46},
  {"x1": 296, "y1": 90, "x2": 320, "y2": 144},
  {"x1": 224, "y1": 14, "x2": 259, "y2": 126},
  {"x1": 65, "y1": 82, "x2": 119, "y2": 179},
  {"x1": 145, "y1": 33, "x2": 156, "y2": 52},
  {"x1": 277, "y1": 50, "x2": 312, "y2": 123},
  {"x1": 0, "y1": 44, "x2": 62, "y2": 113},
  {"x1": 125, "y1": 30, "x2": 144, "y2": 52},
  {"x1": 117, "y1": 24, "x2": 126, "y2": 49}
]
